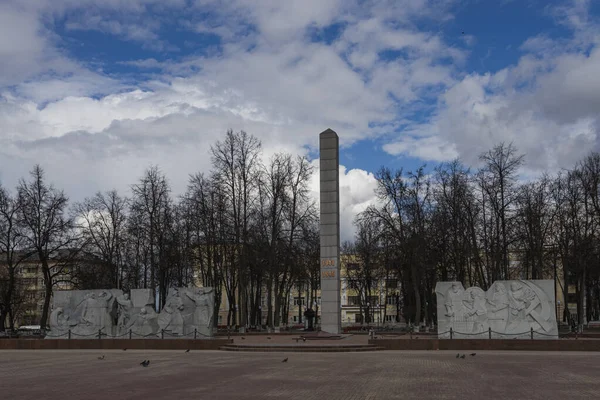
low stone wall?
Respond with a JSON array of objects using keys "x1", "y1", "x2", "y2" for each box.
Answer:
[
  {"x1": 370, "y1": 338, "x2": 600, "y2": 351},
  {"x1": 0, "y1": 338, "x2": 232, "y2": 350}
]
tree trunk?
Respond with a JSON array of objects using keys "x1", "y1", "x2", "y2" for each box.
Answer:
[
  {"x1": 0, "y1": 308, "x2": 6, "y2": 331},
  {"x1": 40, "y1": 261, "x2": 52, "y2": 330},
  {"x1": 267, "y1": 278, "x2": 273, "y2": 328},
  {"x1": 411, "y1": 263, "x2": 421, "y2": 325}
]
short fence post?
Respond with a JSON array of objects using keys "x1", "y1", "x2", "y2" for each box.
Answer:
[
  {"x1": 161, "y1": 329, "x2": 164, "y2": 339},
  {"x1": 68, "y1": 329, "x2": 71, "y2": 340},
  {"x1": 530, "y1": 327, "x2": 534, "y2": 340},
  {"x1": 450, "y1": 327, "x2": 453, "y2": 340},
  {"x1": 194, "y1": 328, "x2": 197, "y2": 340},
  {"x1": 129, "y1": 329, "x2": 132, "y2": 340},
  {"x1": 488, "y1": 327, "x2": 492, "y2": 340}
]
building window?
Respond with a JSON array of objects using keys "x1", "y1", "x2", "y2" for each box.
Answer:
[
  {"x1": 385, "y1": 315, "x2": 395, "y2": 322},
  {"x1": 347, "y1": 263, "x2": 359, "y2": 272},
  {"x1": 293, "y1": 316, "x2": 297, "y2": 322},
  {"x1": 294, "y1": 297, "x2": 304, "y2": 306},
  {"x1": 355, "y1": 314, "x2": 363, "y2": 323},
  {"x1": 347, "y1": 279, "x2": 359, "y2": 290},
  {"x1": 20, "y1": 266, "x2": 38, "y2": 275},
  {"x1": 386, "y1": 279, "x2": 398, "y2": 289},
  {"x1": 386, "y1": 296, "x2": 397, "y2": 305},
  {"x1": 348, "y1": 296, "x2": 360, "y2": 306},
  {"x1": 367, "y1": 296, "x2": 379, "y2": 306}
]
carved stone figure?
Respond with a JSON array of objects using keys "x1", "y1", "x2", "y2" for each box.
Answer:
[
  {"x1": 46, "y1": 289, "x2": 122, "y2": 339},
  {"x1": 46, "y1": 287, "x2": 215, "y2": 339},
  {"x1": 49, "y1": 307, "x2": 75, "y2": 336},
  {"x1": 463, "y1": 287, "x2": 487, "y2": 334},
  {"x1": 506, "y1": 281, "x2": 553, "y2": 334},
  {"x1": 158, "y1": 288, "x2": 185, "y2": 336},
  {"x1": 435, "y1": 280, "x2": 558, "y2": 339},
  {"x1": 130, "y1": 307, "x2": 160, "y2": 337},
  {"x1": 116, "y1": 293, "x2": 134, "y2": 331},
  {"x1": 184, "y1": 287, "x2": 214, "y2": 337},
  {"x1": 444, "y1": 283, "x2": 465, "y2": 318},
  {"x1": 486, "y1": 282, "x2": 509, "y2": 334}
]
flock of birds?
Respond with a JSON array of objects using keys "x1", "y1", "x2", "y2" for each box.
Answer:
[
  {"x1": 94, "y1": 349, "x2": 478, "y2": 366},
  {"x1": 94, "y1": 336, "x2": 297, "y2": 367},
  {"x1": 95, "y1": 329, "x2": 478, "y2": 366},
  {"x1": 95, "y1": 348, "x2": 193, "y2": 367}
]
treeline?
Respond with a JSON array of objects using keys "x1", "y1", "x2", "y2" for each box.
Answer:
[
  {"x1": 2, "y1": 131, "x2": 599, "y2": 331},
  {"x1": 0, "y1": 130, "x2": 319, "y2": 330},
  {"x1": 349, "y1": 143, "x2": 600, "y2": 326}
]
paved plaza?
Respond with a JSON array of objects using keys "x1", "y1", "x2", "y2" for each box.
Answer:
[{"x1": 1, "y1": 350, "x2": 599, "y2": 399}]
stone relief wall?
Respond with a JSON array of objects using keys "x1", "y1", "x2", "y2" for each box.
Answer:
[
  {"x1": 47, "y1": 287, "x2": 214, "y2": 339},
  {"x1": 435, "y1": 280, "x2": 558, "y2": 339}
]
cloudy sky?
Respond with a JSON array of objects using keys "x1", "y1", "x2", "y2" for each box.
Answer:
[{"x1": 0, "y1": 0, "x2": 599, "y2": 240}]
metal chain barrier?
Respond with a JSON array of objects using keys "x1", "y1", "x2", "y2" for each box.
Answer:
[
  {"x1": 44, "y1": 331, "x2": 69, "y2": 338},
  {"x1": 43, "y1": 327, "x2": 215, "y2": 339},
  {"x1": 70, "y1": 331, "x2": 103, "y2": 338},
  {"x1": 440, "y1": 327, "x2": 559, "y2": 339}
]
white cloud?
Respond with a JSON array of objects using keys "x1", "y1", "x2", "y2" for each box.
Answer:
[
  {"x1": 309, "y1": 163, "x2": 381, "y2": 242},
  {"x1": 2, "y1": 0, "x2": 600, "y2": 238},
  {"x1": 383, "y1": 135, "x2": 458, "y2": 162},
  {"x1": 399, "y1": 37, "x2": 600, "y2": 173}
]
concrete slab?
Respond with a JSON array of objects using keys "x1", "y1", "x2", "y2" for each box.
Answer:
[{"x1": 1, "y1": 350, "x2": 599, "y2": 399}]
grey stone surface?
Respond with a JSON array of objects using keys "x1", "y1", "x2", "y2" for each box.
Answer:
[
  {"x1": 320, "y1": 235, "x2": 338, "y2": 247},
  {"x1": 319, "y1": 212, "x2": 337, "y2": 226},
  {"x1": 319, "y1": 128, "x2": 341, "y2": 334},
  {"x1": 4, "y1": 350, "x2": 600, "y2": 400},
  {"x1": 118, "y1": 289, "x2": 157, "y2": 337},
  {"x1": 48, "y1": 287, "x2": 215, "y2": 339},
  {"x1": 49, "y1": 289, "x2": 123, "y2": 338},
  {"x1": 320, "y1": 202, "x2": 338, "y2": 214},
  {"x1": 158, "y1": 287, "x2": 215, "y2": 338},
  {"x1": 319, "y1": 160, "x2": 338, "y2": 173},
  {"x1": 320, "y1": 224, "x2": 338, "y2": 236},
  {"x1": 320, "y1": 246, "x2": 338, "y2": 258},
  {"x1": 320, "y1": 170, "x2": 338, "y2": 181},
  {"x1": 435, "y1": 280, "x2": 558, "y2": 339}
]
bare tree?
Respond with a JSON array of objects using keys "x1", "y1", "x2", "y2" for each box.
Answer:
[
  {"x1": 183, "y1": 173, "x2": 226, "y2": 327},
  {"x1": 130, "y1": 166, "x2": 172, "y2": 307},
  {"x1": 478, "y1": 142, "x2": 524, "y2": 280},
  {"x1": 17, "y1": 166, "x2": 79, "y2": 329},
  {"x1": 73, "y1": 190, "x2": 128, "y2": 288},
  {"x1": 514, "y1": 175, "x2": 557, "y2": 280},
  {"x1": 211, "y1": 130, "x2": 261, "y2": 328},
  {"x1": 0, "y1": 184, "x2": 34, "y2": 331},
  {"x1": 361, "y1": 166, "x2": 431, "y2": 325},
  {"x1": 348, "y1": 217, "x2": 384, "y2": 324}
]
